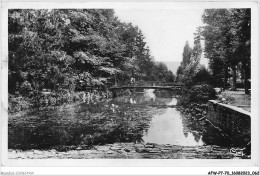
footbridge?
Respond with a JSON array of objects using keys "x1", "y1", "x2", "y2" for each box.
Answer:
[{"x1": 109, "y1": 81, "x2": 183, "y2": 97}]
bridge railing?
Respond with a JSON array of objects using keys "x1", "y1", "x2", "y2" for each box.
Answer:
[{"x1": 108, "y1": 81, "x2": 183, "y2": 88}]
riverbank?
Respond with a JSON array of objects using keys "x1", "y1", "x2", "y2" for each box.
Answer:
[
  {"x1": 8, "y1": 142, "x2": 249, "y2": 159},
  {"x1": 8, "y1": 89, "x2": 132, "y2": 114}
]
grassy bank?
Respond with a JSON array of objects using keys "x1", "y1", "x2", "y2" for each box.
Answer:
[{"x1": 217, "y1": 90, "x2": 251, "y2": 112}]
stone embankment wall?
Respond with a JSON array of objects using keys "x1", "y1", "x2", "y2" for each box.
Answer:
[{"x1": 207, "y1": 100, "x2": 251, "y2": 145}]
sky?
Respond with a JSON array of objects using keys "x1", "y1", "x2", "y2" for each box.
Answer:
[{"x1": 114, "y1": 9, "x2": 208, "y2": 66}]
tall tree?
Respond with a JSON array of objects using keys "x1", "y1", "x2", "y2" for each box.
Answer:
[
  {"x1": 176, "y1": 41, "x2": 192, "y2": 82},
  {"x1": 202, "y1": 9, "x2": 233, "y2": 89},
  {"x1": 201, "y1": 8, "x2": 251, "y2": 94},
  {"x1": 230, "y1": 9, "x2": 251, "y2": 94},
  {"x1": 176, "y1": 30, "x2": 203, "y2": 85},
  {"x1": 181, "y1": 41, "x2": 193, "y2": 68}
]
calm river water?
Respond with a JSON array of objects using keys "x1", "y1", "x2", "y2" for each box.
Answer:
[{"x1": 8, "y1": 89, "x2": 232, "y2": 150}]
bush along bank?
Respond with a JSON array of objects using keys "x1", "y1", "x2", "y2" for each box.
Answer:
[
  {"x1": 8, "y1": 89, "x2": 114, "y2": 114},
  {"x1": 177, "y1": 84, "x2": 217, "y2": 125},
  {"x1": 179, "y1": 84, "x2": 216, "y2": 104}
]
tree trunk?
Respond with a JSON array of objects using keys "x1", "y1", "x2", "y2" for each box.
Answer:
[
  {"x1": 243, "y1": 62, "x2": 250, "y2": 95},
  {"x1": 223, "y1": 66, "x2": 228, "y2": 90},
  {"x1": 231, "y1": 65, "x2": 237, "y2": 91}
]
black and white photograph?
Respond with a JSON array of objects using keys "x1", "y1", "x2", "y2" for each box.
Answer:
[{"x1": 1, "y1": 0, "x2": 259, "y2": 175}]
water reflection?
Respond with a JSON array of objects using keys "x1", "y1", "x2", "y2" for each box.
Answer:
[
  {"x1": 167, "y1": 98, "x2": 177, "y2": 106},
  {"x1": 8, "y1": 89, "x2": 241, "y2": 150},
  {"x1": 144, "y1": 89, "x2": 156, "y2": 102},
  {"x1": 118, "y1": 89, "x2": 204, "y2": 146},
  {"x1": 142, "y1": 108, "x2": 204, "y2": 146}
]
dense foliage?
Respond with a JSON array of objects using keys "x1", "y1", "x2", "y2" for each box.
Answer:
[
  {"x1": 176, "y1": 9, "x2": 251, "y2": 95},
  {"x1": 201, "y1": 9, "x2": 251, "y2": 94},
  {"x1": 8, "y1": 9, "x2": 175, "y2": 97},
  {"x1": 177, "y1": 84, "x2": 216, "y2": 106}
]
